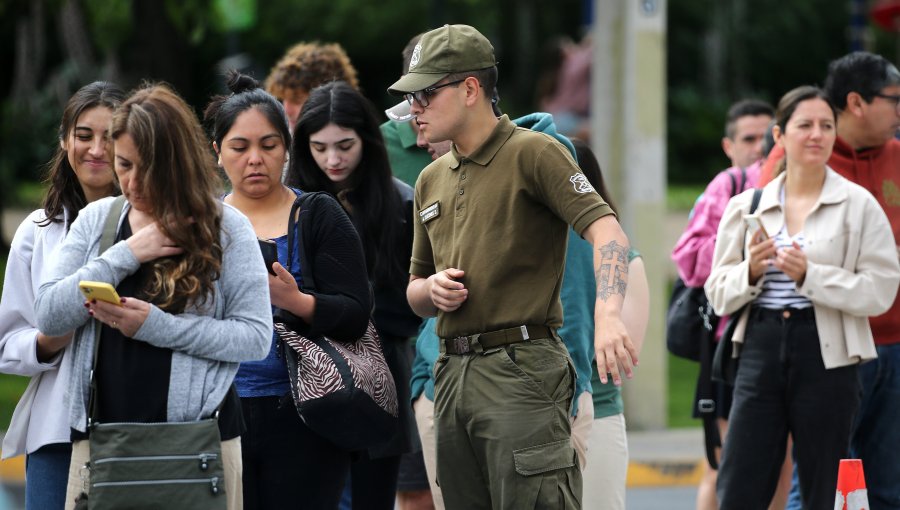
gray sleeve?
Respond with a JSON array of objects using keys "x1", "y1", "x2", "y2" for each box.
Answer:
[
  {"x1": 35, "y1": 201, "x2": 141, "y2": 336},
  {"x1": 131, "y1": 207, "x2": 272, "y2": 362}
]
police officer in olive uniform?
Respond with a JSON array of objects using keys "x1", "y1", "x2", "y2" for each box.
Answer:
[{"x1": 389, "y1": 24, "x2": 638, "y2": 509}]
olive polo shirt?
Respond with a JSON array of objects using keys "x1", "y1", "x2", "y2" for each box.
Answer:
[{"x1": 410, "y1": 115, "x2": 614, "y2": 339}]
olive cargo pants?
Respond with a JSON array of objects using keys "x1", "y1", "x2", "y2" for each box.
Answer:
[{"x1": 433, "y1": 334, "x2": 582, "y2": 509}]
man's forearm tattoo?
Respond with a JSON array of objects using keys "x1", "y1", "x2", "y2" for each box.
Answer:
[{"x1": 596, "y1": 240, "x2": 629, "y2": 301}]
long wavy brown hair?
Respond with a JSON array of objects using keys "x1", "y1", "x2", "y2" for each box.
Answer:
[{"x1": 110, "y1": 84, "x2": 223, "y2": 312}]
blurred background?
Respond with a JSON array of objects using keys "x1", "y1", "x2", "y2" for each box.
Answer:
[{"x1": 2, "y1": 0, "x2": 900, "y2": 221}]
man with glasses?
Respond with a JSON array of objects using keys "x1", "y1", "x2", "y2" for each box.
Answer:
[
  {"x1": 388, "y1": 24, "x2": 636, "y2": 509},
  {"x1": 760, "y1": 51, "x2": 900, "y2": 510}
]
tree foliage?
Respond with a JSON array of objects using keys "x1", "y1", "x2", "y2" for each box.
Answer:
[{"x1": 667, "y1": 0, "x2": 889, "y2": 184}]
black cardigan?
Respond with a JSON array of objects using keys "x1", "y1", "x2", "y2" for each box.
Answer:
[{"x1": 285, "y1": 192, "x2": 372, "y2": 342}]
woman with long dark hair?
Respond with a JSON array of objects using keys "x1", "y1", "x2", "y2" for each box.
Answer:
[
  {"x1": 35, "y1": 84, "x2": 272, "y2": 510},
  {"x1": 0, "y1": 81, "x2": 123, "y2": 510},
  {"x1": 289, "y1": 80, "x2": 420, "y2": 509}
]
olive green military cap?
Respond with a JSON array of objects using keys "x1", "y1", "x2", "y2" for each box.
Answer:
[{"x1": 388, "y1": 24, "x2": 496, "y2": 94}]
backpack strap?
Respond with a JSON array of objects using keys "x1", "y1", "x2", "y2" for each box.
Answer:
[{"x1": 727, "y1": 171, "x2": 737, "y2": 198}]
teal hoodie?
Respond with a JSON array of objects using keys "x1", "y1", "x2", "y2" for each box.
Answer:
[{"x1": 409, "y1": 112, "x2": 604, "y2": 416}]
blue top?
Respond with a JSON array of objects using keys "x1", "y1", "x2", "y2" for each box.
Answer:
[{"x1": 234, "y1": 190, "x2": 303, "y2": 398}]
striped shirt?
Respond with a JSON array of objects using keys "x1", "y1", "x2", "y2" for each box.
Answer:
[{"x1": 755, "y1": 225, "x2": 813, "y2": 310}]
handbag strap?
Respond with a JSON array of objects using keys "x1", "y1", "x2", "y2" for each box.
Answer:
[
  {"x1": 697, "y1": 180, "x2": 757, "y2": 470},
  {"x1": 697, "y1": 326, "x2": 721, "y2": 469},
  {"x1": 286, "y1": 192, "x2": 318, "y2": 293},
  {"x1": 87, "y1": 196, "x2": 127, "y2": 427}
]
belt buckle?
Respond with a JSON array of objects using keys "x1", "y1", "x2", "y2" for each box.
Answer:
[{"x1": 452, "y1": 336, "x2": 471, "y2": 354}]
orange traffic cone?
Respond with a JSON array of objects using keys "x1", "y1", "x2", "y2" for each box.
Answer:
[{"x1": 835, "y1": 459, "x2": 869, "y2": 510}]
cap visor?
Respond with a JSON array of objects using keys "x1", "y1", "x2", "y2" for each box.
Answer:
[
  {"x1": 387, "y1": 72, "x2": 447, "y2": 95},
  {"x1": 385, "y1": 101, "x2": 414, "y2": 122}
]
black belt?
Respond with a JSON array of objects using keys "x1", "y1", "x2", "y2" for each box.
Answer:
[
  {"x1": 751, "y1": 306, "x2": 815, "y2": 321},
  {"x1": 442, "y1": 325, "x2": 552, "y2": 355}
]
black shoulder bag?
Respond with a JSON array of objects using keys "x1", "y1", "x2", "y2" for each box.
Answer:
[
  {"x1": 76, "y1": 196, "x2": 226, "y2": 510},
  {"x1": 666, "y1": 168, "x2": 745, "y2": 361},
  {"x1": 273, "y1": 192, "x2": 399, "y2": 451}
]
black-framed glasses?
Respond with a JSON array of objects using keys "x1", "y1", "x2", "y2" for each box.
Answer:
[
  {"x1": 874, "y1": 92, "x2": 900, "y2": 111},
  {"x1": 404, "y1": 79, "x2": 466, "y2": 108}
]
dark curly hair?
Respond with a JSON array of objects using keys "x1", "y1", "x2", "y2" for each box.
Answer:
[{"x1": 265, "y1": 42, "x2": 359, "y2": 103}]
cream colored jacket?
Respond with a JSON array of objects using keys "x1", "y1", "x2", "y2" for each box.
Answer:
[{"x1": 705, "y1": 168, "x2": 900, "y2": 369}]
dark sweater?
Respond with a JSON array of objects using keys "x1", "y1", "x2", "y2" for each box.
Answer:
[{"x1": 290, "y1": 192, "x2": 372, "y2": 342}]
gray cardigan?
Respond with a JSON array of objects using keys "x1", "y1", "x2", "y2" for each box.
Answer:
[{"x1": 35, "y1": 197, "x2": 272, "y2": 432}]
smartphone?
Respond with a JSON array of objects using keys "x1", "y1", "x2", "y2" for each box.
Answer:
[
  {"x1": 79, "y1": 281, "x2": 122, "y2": 305},
  {"x1": 743, "y1": 213, "x2": 769, "y2": 240},
  {"x1": 258, "y1": 239, "x2": 278, "y2": 276}
]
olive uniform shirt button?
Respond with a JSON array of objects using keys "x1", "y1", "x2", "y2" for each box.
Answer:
[{"x1": 458, "y1": 189, "x2": 465, "y2": 195}]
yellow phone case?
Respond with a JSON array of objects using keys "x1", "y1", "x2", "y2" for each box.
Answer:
[{"x1": 78, "y1": 281, "x2": 122, "y2": 305}]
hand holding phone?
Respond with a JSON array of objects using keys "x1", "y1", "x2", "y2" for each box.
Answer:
[
  {"x1": 258, "y1": 239, "x2": 278, "y2": 276},
  {"x1": 78, "y1": 281, "x2": 122, "y2": 306},
  {"x1": 743, "y1": 213, "x2": 768, "y2": 241}
]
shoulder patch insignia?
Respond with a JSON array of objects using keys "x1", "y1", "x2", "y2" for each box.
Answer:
[{"x1": 570, "y1": 173, "x2": 596, "y2": 194}]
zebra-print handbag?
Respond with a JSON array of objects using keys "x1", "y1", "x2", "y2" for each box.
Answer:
[
  {"x1": 273, "y1": 320, "x2": 399, "y2": 451},
  {"x1": 274, "y1": 192, "x2": 399, "y2": 451}
]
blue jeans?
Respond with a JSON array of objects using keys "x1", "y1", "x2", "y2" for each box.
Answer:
[
  {"x1": 25, "y1": 442, "x2": 71, "y2": 510},
  {"x1": 785, "y1": 449, "x2": 802, "y2": 510}
]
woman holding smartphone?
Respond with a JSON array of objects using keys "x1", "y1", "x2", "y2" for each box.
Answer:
[
  {"x1": 705, "y1": 86, "x2": 900, "y2": 509},
  {"x1": 288, "y1": 80, "x2": 420, "y2": 509},
  {"x1": 0, "y1": 82, "x2": 123, "y2": 510},
  {"x1": 34, "y1": 84, "x2": 273, "y2": 510},
  {"x1": 204, "y1": 71, "x2": 371, "y2": 509}
]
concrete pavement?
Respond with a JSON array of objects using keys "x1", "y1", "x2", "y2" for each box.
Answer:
[{"x1": 627, "y1": 427, "x2": 705, "y2": 487}]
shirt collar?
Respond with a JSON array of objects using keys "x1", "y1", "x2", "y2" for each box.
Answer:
[
  {"x1": 397, "y1": 121, "x2": 419, "y2": 150},
  {"x1": 447, "y1": 115, "x2": 516, "y2": 170},
  {"x1": 760, "y1": 166, "x2": 848, "y2": 213}
]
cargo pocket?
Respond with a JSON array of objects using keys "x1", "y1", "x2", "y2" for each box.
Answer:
[{"x1": 512, "y1": 439, "x2": 580, "y2": 508}]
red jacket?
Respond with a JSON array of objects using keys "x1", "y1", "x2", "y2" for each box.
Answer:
[{"x1": 761, "y1": 137, "x2": 900, "y2": 344}]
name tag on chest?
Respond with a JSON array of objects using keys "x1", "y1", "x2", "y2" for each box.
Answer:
[{"x1": 419, "y1": 201, "x2": 441, "y2": 223}]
